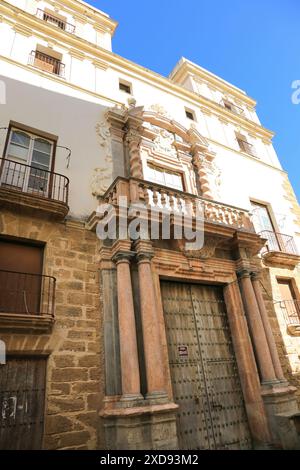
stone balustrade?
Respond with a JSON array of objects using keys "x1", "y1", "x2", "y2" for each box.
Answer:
[{"x1": 101, "y1": 177, "x2": 254, "y2": 232}]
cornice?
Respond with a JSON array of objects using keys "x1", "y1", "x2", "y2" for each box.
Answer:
[
  {"x1": 170, "y1": 59, "x2": 256, "y2": 107},
  {"x1": 0, "y1": 1, "x2": 274, "y2": 141}
]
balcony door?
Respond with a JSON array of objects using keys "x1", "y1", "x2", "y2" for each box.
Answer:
[
  {"x1": 277, "y1": 279, "x2": 300, "y2": 324},
  {"x1": 1, "y1": 129, "x2": 54, "y2": 197},
  {"x1": 250, "y1": 201, "x2": 280, "y2": 251},
  {"x1": 0, "y1": 240, "x2": 44, "y2": 315}
]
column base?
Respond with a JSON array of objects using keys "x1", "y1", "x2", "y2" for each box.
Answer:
[
  {"x1": 100, "y1": 402, "x2": 179, "y2": 450},
  {"x1": 261, "y1": 382, "x2": 300, "y2": 449},
  {"x1": 145, "y1": 391, "x2": 169, "y2": 405},
  {"x1": 119, "y1": 393, "x2": 145, "y2": 408}
]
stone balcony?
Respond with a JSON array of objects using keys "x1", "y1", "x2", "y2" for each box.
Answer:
[{"x1": 87, "y1": 177, "x2": 262, "y2": 254}]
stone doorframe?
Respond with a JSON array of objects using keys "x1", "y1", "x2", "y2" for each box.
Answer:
[
  {"x1": 151, "y1": 246, "x2": 271, "y2": 449},
  {"x1": 101, "y1": 237, "x2": 271, "y2": 449}
]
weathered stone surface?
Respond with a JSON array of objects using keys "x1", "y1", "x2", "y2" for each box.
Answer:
[
  {"x1": 49, "y1": 397, "x2": 85, "y2": 413},
  {"x1": 46, "y1": 415, "x2": 74, "y2": 435},
  {"x1": 52, "y1": 368, "x2": 88, "y2": 382}
]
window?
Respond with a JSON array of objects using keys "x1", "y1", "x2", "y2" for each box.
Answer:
[
  {"x1": 145, "y1": 164, "x2": 184, "y2": 191},
  {"x1": 250, "y1": 202, "x2": 274, "y2": 233},
  {"x1": 223, "y1": 100, "x2": 234, "y2": 111},
  {"x1": 236, "y1": 133, "x2": 256, "y2": 156},
  {"x1": 119, "y1": 81, "x2": 132, "y2": 94},
  {"x1": 250, "y1": 201, "x2": 280, "y2": 251},
  {"x1": 0, "y1": 239, "x2": 44, "y2": 314},
  {"x1": 277, "y1": 279, "x2": 300, "y2": 325},
  {"x1": 2, "y1": 127, "x2": 54, "y2": 195},
  {"x1": 36, "y1": 8, "x2": 75, "y2": 34},
  {"x1": 29, "y1": 46, "x2": 65, "y2": 77},
  {"x1": 223, "y1": 100, "x2": 244, "y2": 115},
  {"x1": 185, "y1": 108, "x2": 195, "y2": 121},
  {"x1": 43, "y1": 9, "x2": 67, "y2": 30}
]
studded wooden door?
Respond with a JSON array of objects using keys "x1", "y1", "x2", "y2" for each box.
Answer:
[
  {"x1": 0, "y1": 357, "x2": 47, "y2": 449},
  {"x1": 161, "y1": 281, "x2": 252, "y2": 450}
]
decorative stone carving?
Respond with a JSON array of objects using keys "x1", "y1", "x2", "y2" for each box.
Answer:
[
  {"x1": 153, "y1": 128, "x2": 177, "y2": 158},
  {"x1": 91, "y1": 121, "x2": 113, "y2": 196},
  {"x1": 178, "y1": 236, "x2": 222, "y2": 259},
  {"x1": 149, "y1": 104, "x2": 170, "y2": 118}
]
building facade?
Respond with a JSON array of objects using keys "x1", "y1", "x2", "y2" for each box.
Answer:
[{"x1": 0, "y1": 0, "x2": 300, "y2": 450}]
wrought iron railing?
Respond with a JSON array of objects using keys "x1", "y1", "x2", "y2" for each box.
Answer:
[
  {"x1": 36, "y1": 8, "x2": 76, "y2": 34},
  {"x1": 0, "y1": 270, "x2": 56, "y2": 317},
  {"x1": 101, "y1": 177, "x2": 255, "y2": 232},
  {"x1": 259, "y1": 230, "x2": 298, "y2": 255},
  {"x1": 276, "y1": 300, "x2": 300, "y2": 325},
  {"x1": 28, "y1": 50, "x2": 65, "y2": 77},
  {"x1": 237, "y1": 138, "x2": 257, "y2": 157},
  {"x1": 0, "y1": 157, "x2": 69, "y2": 205}
]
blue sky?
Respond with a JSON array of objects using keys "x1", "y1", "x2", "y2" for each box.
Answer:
[{"x1": 88, "y1": 0, "x2": 300, "y2": 201}]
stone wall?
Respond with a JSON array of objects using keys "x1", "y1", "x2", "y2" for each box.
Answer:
[
  {"x1": 0, "y1": 208, "x2": 104, "y2": 449},
  {"x1": 260, "y1": 264, "x2": 300, "y2": 407}
]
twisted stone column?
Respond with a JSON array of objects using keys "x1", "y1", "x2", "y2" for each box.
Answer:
[
  {"x1": 191, "y1": 141, "x2": 213, "y2": 199},
  {"x1": 251, "y1": 272, "x2": 285, "y2": 382},
  {"x1": 112, "y1": 250, "x2": 142, "y2": 401},
  {"x1": 238, "y1": 269, "x2": 277, "y2": 384},
  {"x1": 125, "y1": 127, "x2": 143, "y2": 179}
]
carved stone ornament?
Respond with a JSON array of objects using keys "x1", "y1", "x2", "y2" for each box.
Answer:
[
  {"x1": 91, "y1": 121, "x2": 113, "y2": 196},
  {"x1": 153, "y1": 128, "x2": 177, "y2": 158},
  {"x1": 149, "y1": 103, "x2": 171, "y2": 118},
  {"x1": 178, "y1": 236, "x2": 222, "y2": 259}
]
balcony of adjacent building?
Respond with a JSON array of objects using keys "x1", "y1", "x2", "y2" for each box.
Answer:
[
  {"x1": 259, "y1": 230, "x2": 300, "y2": 267},
  {"x1": 274, "y1": 300, "x2": 300, "y2": 336},
  {"x1": 36, "y1": 8, "x2": 76, "y2": 35},
  {"x1": 0, "y1": 270, "x2": 55, "y2": 332},
  {"x1": 0, "y1": 127, "x2": 69, "y2": 218},
  {"x1": 0, "y1": 157, "x2": 69, "y2": 218}
]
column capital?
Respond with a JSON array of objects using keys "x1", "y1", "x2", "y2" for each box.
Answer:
[
  {"x1": 250, "y1": 271, "x2": 262, "y2": 282},
  {"x1": 237, "y1": 268, "x2": 251, "y2": 279},
  {"x1": 134, "y1": 240, "x2": 154, "y2": 262},
  {"x1": 112, "y1": 251, "x2": 134, "y2": 265}
]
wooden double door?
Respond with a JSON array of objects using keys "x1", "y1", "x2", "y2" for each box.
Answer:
[
  {"x1": 161, "y1": 281, "x2": 252, "y2": 450},
  {"x1": 0, "y1": 357, "x2": 46, "y2": 449}
]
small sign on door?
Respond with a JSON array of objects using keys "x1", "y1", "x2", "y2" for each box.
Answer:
[{"x1": 178, "y1": 345, "x2": 189, "y2": 357}]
